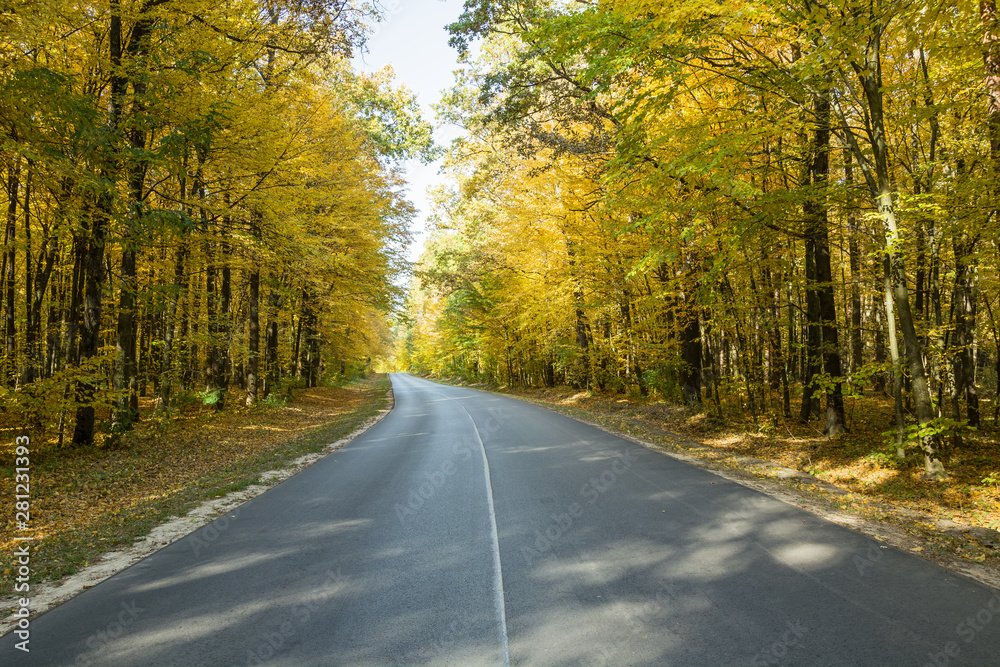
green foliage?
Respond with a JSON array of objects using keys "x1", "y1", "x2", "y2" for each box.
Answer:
[
  {"x1": 260, "y1": 392, "x2": 290, "y2": 409},
  {"x1": 345, "y1": 68, "x2": 440, "y2": 164},
  {"x1": 865, "y1": 451, "x2": 901, "y2": 469},
  {"x1": 201, "y1": 389, "x2": 224, "y2": 407},
  {"x1": 883, "y1": 418, "x2": 974, "y2": 454},
  {"x1": 846, "y1": 362, "x2": 891, "y2": 397},
  {"x1": 642, "y1": 364, "x2": 682, "y2": 402}
]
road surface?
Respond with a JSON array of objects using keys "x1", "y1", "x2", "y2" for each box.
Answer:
[{"x1": 3, "y1": 373, "x2": 1000, "y2": 665}]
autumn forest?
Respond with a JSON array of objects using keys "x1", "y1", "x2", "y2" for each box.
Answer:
[
  {"x1": 3, "y1": 0, "x2": 1000, "y2": 489},
  {"x1": 2, "y1": 0, "x2": 433, "y2": 446},
  {"x1": 401, "y1": 0, "x2": 1000, "y2": 482}
]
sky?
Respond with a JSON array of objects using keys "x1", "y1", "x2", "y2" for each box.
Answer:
[{"x1": 353, "y1": 0, "x2": 472, "y2": 267}]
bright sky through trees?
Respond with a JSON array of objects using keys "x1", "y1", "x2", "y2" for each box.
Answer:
[{"x1": 354, "y1": 0, "x2": 472, "y2": 264}]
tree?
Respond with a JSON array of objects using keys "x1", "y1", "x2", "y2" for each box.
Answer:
[
  {"x1": 1, "y1": 0, "x2": 431, "y2": 446},
  {"x1": 402, "y1": 0, "x2": 998, "y2": 476}
]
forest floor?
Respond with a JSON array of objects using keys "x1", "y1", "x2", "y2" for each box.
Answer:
[
  {"x1": 443, "y1": 377, "x2": 1000, "y2": 590},
  {"x1": 0, "y1": 374, "x2": 392, "y2": 618}
]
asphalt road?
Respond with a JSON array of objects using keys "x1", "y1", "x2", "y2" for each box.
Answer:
[{"x1": 4, "y1": 373, "x2": 1000, "y2": 666}]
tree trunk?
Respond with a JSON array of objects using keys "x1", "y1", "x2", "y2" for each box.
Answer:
[
  {"x1": 219, "y1": 245, "x2": 231, "y2": 403},
  {"x1": 976, "y1": 0, "x2": 1000, "y2": 424},
  {"x1": 845, "y1": 150, "x2": 864, "y2": 378},
  {"x1": 112, "y1": 241, "x2": 139, "y2": 430},
  {"x1": 679, "y1": 249, "x2": 702, "y2": 405},
  {"x1": 680, "y1": 310, "x2": 701, "y2": 405},
  {"x1": 768, "y1": 266, "x2": 791, "y2": 418},
  {"x1": 21, "y1": 167, "x2": 33, "y2": 386},
  {"x1": 72, "y1": 207, "x2": 107, "y2": 445},
  {"x1": 264, "y1": 289, "x2": 280, "y2": 398},
  {"x1": 64, "y1": 233, "x2": 84, "y2": 368},
  {"x1": 567, "y1": 239, "x2": 590, "y2": 389},
  {"x1": 983, "y1": 0, "x2": 1000, "y2": 160},
  {"x1": 951, "y1": 236, "x2": 979, "y2": 430},
  {"x1": 45, "y1": 258, "x2": 61, "y2": 378},
  {"x1": 799, "y1": 240, "x2": 822, "y2": 422},
  {"x1": 837, "y1": 16, "x2": 945, "y2": 478},
  {"x1": 300, "y1": 292, "x2": 320, "y2": 388},
  {"x1": 292, "y1": 306, "x2": 303, "y2": 380},
  {"x1": 140, "y1": 301, "x2": 152, "y2": 397},
  {"x1": 574, "y1": 299, "x2": 590, "y2": 389},
  {"x1": 883, "y1": 258, "x2": 906, "y2": 458},
  {"x1": 872, "y1": 295, "x2": 887, "y2": 394},
  {"x1": 882, "y1": 200, "x2": 944, "y2": 476},
  {"x1": 4, "y1": 159, "x2": 19, "y2": 387},
  {"x1": 159, "y1": 244, "x2": 185, "y2": 410},
  {"x1": 72, "y1": 2, "x2": 133, "y2": 444},
  {"x1": 801, "y1": 90, "x2": 845, "y2": 434},
  {"x1": 109, "y1": 3, "x2": 153, "y2": 433},
  {"x1": 22, "y1": 209, "x2": 57, "y2": 387},
  {"x1": 205, "y1": 239, "x2": 226, "y2": 410},
  {"x1": 247, "y1": 268, "x2": 260, "y2": 406},
  {"x1": 983, "y1": 294, "x2": 1000, "y2": 424}
]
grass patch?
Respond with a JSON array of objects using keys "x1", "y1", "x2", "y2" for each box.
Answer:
[{"x1": 1, "y1": 374, "x2": 390, "y2": 587}]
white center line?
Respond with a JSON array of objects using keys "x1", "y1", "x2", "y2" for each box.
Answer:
[{"x1": 459, "y1": 399, "x2": 511, "y2": 667}]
